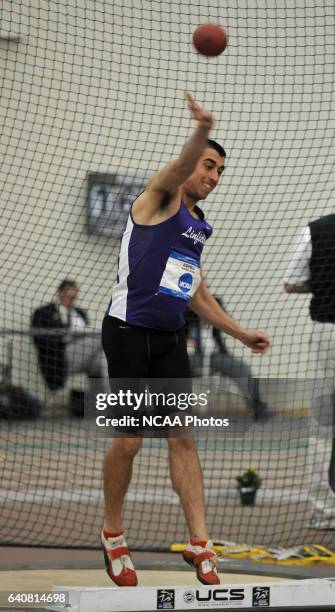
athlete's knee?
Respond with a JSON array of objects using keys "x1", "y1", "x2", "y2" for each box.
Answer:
[
  {"x1": 110, "y1": 436, "x2": 143, "y2": 458},
  {"x1": 167, "y1": 436, "x2": 195, "y2": 453}
]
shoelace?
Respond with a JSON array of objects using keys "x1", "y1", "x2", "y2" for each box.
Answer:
[
  {"x1": 120, "y1": 555, "x2": 129, "y2": 570},
  {"x1": 194, "y1": 545, "x2": 218, "y2": 572}
]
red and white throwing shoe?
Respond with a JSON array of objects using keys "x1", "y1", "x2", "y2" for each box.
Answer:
[
  {"x1": 101, "y1": 530, "x2": 138, "y2": 587},
  {"x1": 183, "y1": 540, "x2": 220, "y2": 585}
]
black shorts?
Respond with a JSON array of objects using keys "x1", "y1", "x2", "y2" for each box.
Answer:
[{"x1": 101, "y1": 315, "x2": 192, "y2": 436}]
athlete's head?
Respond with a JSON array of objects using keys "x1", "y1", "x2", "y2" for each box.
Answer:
[
  {"x1": 57, "y1": 279, "x2": 78, "y2": 308},
  {"x1": 183, "y1": 139, "x2": 226, "y2": 203},
  {"x1": 207, "y1": 139, "x2": 226, "y2": 159}
]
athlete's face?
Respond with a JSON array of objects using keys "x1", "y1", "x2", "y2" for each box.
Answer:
[{"x1": 184, "y1": 148, "x2": 225, "y2": 202}]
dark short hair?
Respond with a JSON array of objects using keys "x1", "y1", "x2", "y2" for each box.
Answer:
[
  {"x1": 207, "y1": 139, "x2": 226, "y2": 158},
  {"x1": 57, "y1": 279, "x2": 78, "y2": 293}
]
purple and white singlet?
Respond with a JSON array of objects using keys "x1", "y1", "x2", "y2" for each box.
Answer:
[{"x1": 107, "y1": 201, "x2": 212, "y2": 331}]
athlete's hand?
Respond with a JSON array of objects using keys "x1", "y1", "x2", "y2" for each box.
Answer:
[
  {"x1": 240, "y1": 329, "x2": 270, "y2": 354},
  {"x1": 185, "y1": 92, "x2": 214, "y2": 130}
]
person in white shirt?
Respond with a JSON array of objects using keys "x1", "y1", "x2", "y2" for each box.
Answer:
[{"x1": 284, "y1": 215, "x2": 335, "y2": 529}]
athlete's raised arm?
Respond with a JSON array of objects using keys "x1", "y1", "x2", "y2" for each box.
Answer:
[{"x1": 132, "y1": 93, "x2": 214, "y2": 224}]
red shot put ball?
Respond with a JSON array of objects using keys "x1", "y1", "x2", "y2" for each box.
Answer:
[{"x1": 192, "y1": 23, "x2": 228, "y2": 57}]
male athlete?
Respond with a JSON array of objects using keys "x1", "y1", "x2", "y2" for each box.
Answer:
[{"x1": 101, "y1": 93, "x2": 270, "y2": 587}]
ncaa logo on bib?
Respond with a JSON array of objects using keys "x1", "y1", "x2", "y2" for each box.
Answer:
[{"x1": 178, "y1": 273, "x2": 193, "y2": 293}]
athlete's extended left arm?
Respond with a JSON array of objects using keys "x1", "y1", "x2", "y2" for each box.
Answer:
[{"x1": 188, "y1": 277, "x2": 270, "y2": 354}]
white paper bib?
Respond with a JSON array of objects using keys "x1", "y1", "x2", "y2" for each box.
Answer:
[{"x1": 158, "y1": 250, "x2": 201, "y2": 301}]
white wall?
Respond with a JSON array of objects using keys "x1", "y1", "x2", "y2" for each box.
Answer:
[{"x1": 0, "y1": 0, "x2": 334, "y2": 387}]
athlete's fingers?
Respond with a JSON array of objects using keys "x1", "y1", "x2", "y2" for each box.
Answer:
[
  {"x1": 185, "y1": 91, "x2": 194, "y2": 104},
  {"x1": 185, "y1": 92, "x2": 214, "y2": 129},
  {"x1": 185, "y1": 92, "x2": 200, "y2": 117},
  {"x1": 251, "y1": 344, "x2": 270, "y2": 354}
]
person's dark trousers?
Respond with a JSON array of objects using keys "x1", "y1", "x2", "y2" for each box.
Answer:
[{"x1": 210, "y1": 351, "x2": 269, "y2": 420}]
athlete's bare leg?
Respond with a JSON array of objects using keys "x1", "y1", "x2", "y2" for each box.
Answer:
[
  {"x1": 167, "y1": 436, "x2": 208, "y2": 540},
  {"x1": 103, "y1": 437, "x2": 143, "y2": 532}
]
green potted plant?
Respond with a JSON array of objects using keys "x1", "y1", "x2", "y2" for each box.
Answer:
[{"x1": 236, "y1": 468, "x2": 262, "y2": 506}]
